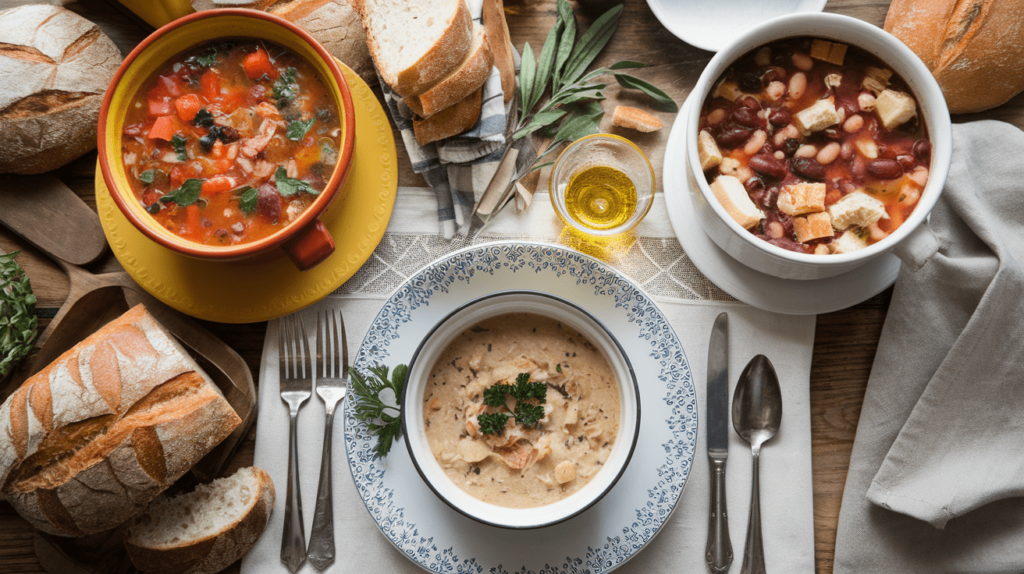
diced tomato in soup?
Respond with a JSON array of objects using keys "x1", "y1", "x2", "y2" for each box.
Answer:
[
  {"x1": 121, "y1": 38, "x2": 342, "y2": 246},
  {"x1": 697, "y1": 38, "x2": 931, "y2": 255}
]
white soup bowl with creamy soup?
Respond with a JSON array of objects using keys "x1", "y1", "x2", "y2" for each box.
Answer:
[{"x1": 402, "y1": 290, "x2": 641, "y2": 529}]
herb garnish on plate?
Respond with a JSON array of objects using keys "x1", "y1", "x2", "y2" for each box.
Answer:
[
  {"x1": 350, "y1": 364, "x2": 408, "y2": 458},
  {"x1": 0, "y1": 252, "x2": 38, "y2": 378}
]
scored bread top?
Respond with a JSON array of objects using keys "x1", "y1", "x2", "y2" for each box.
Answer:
[
  {"x1": 362, "y1": 0, "x2": 474, "y2": 97},
  {"x1": 406, "y1": 22, "x2": 492, "y2": 119}
]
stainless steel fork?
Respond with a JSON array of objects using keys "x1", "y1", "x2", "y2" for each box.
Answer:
[
  {"x1": 279, "y1": 314, "x2": 312, "y2": 573},
  {"x1": 306, "y1": 310, "x2": 348, "y2": 570}
]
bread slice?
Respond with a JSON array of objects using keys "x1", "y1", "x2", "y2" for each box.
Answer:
[
  {"x1": 482, "y1": 0, "x2": 515, "y2": 104},
  {"x1": 612, "y1": 106, "x2": 663, "y2": 132},
  {"x1": 413, "y1": 86, "x2": 482, "y2": 145},
  {"x1": 362, "y1": 0, "x2": 473, "y2": 97},
  {"x1": 405, "y1": 22, "x2": 492, "y2": 119},
  {"x1": 124, "y1": 467, "x2": 275, "y2": 574}
]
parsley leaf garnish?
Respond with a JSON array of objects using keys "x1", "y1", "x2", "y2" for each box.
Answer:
[
  {"x1": 515, "y1": 402, "x2": 545, "y2": 428},
  {"x1": 194, "y1": 48, "x2": 218, "y2": 68},
  {"x1": 160, "y1": 178, "x2": 204, "y2": 207},
  {"x1": 237, "y1": 186, "x2": 258, "y2": 214},
  {"x1": 275, "y1": 167, "x2": 318, "y2": 197},
  {"x1": 170, "y1": 134, "x2": 188, "y2": 161},
  {"x1": 286, "y1": 117, "x2": 315, "y2": 141},
  {"x1": 0, "y1": 251, "x2": 38, "y2": 377},
  {"x1": 193, "y1": 108, "x2": 214, "y2": 128},
  {"x1": 350, "y1": 364, "x2": 408, "y2": 459},
  {"x1": 478, "y1": 373, "x2": 548, "y2": 435},
  {"x1": 478, "y1": 412, "x2": 510, "y2": 435},
  {"x1": 272, "y1": 67, "x2": 298, "y2": 108},
  {"x1": 139, "y1": 169, "x2": 159, "y2": 185}
]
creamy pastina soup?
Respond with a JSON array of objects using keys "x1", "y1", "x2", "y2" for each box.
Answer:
[{"x1": 422, "y1": 313, "x2": 620, "y2": 508}]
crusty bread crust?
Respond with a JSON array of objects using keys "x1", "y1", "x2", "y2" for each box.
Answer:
[
  {"x1": 884, "y1": 0, "x2": 1024, "y2": 113},
  {"x1": 612, "y1": 105, "x2": 663, "y2": 132},
  {"x1": 0, "y1": 305, "x2": 241, "y2": 536},
  {"x1": 124, "y1": 467, "x2": 276, "y2": 574},
  {"x1": 413, "y1": 87, "x2": 483, "y2": 145},
  {"x1": 406, "y1": 23, "x2": 493, "y2": 119},
  {"x1": 364, "y1": 0, "x2": 474, "y2": 97},
  {"x1": 482, "y1": 0, "x2": 516, "y2": 104}
]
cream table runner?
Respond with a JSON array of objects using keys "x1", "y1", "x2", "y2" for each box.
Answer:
[{"x1": 242, "y1": 189, "x2": 817, "y2": 573}]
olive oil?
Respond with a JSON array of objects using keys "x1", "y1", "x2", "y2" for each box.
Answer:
[{"x1": 564, "y1": 165, "x2": 638, "y2": 230}]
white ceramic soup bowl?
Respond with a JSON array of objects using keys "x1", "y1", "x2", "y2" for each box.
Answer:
[
  {"x1": 685, "y1": 12, "x2": 951, "y2": 280},
  {"x1": 401, "y1": 290, "x2": 641, "y2": 529}
]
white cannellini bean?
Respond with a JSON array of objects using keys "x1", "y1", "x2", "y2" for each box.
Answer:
[
  {"x1": 858, "y1": 92, "x2": 876, "y2": 111},
  {"x1": 792, "y1": 52, "x2": 813, "y2": 71},
  {"x1": 795, "y1": 144, "x2": 818, "y2": 158},
  {"x1": 708, "y1": 108, "x2": 727, "y2": 125},
  {"x1": 766, "y1": 81, "x2": 787, "y2": 101},
  {"x1": 814, "y1": 244, "x2": 831, "y2": 255},
  {"x1": 755, "y1": 47, "x2": 772, "y2": 67},
  {"x1": 855, "y1": 139, "x2": 879, "y2": 159},
  {"x1": 774, "y1": 150, "x2": 786, "y2": 160},
  {"x1": 768, "y1": 221, "x2": 784, "y2": 239},
  {"x1": 789, "y1": 72, "x2": 807, "y2": 100},
  {"x1": 817, "y1": 142, "x2": 841, "y2": 164},
  {"x1": 843, "y1": 114, "x2": 864, "y2": 133},
  {"x1": 744, "y1": 130, "x2": 768, "y2": 155},
  {"x1": 735, "y1": 166, "x2": 753, "y2": 183},
  {"x1": 773, "y1": 131, "x2": 788, "y2": 147},
  {"x1": 909, "y1": 166, "x2": 929, "y2": 187},
  {"x1": 782, "y1": 124, "x2": 801, "y2": 139},
  {"x1": 841, "y1": 141, "x2": 855, "y2": 160},
  {"x1": 720, "y1": 157, "x2": 741, "y2": 177}
]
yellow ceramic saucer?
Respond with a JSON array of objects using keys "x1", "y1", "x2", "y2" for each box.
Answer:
[{"x1": 97, "y1": 62, "x2": 397, "y2": 323}]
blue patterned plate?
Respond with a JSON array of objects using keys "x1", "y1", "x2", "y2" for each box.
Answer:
[{"x1": 343, "y1": 242, "x2": 697, "y2": 573}]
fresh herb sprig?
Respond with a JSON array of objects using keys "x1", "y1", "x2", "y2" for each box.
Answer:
[
  {"x1": 0, "y1": 252, "x2": 38, "y2": 378},
  {"x1": 478, "y1": 373, "x2": 547, "y2": 435},
  {"x1": 286, "y1": 118, "x2": 315, "y2": 141},
  {"x1": 275, "y1": 167, "x2": 318, "y2": 197},
  {"x1": 170, "y1": 134, "x2": 188, "y2": 161},
  {"x1": 273, "y1": 67, "x2": 298, "y2": 109},
  {"x1": 160, "y1": 178, "x2": 203, "y2": 207},
  {"x1": 513, "y1": 0, "x2": 677, "y2": 172},
  {"x1": 350, "y1": 364, "x2": 408, "y2": 459}
]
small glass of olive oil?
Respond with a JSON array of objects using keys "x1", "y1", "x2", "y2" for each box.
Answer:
[{"x1": 550, "y1": 134, "x2": 655, "y2": 237}]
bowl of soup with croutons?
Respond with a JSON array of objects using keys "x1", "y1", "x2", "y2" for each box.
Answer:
[
  {"x1": 402, "y1": 291, "x2": 641, "y2": 529},
  {"x1": 685, "y1": 13, "x2": 951, "y2": 280}
]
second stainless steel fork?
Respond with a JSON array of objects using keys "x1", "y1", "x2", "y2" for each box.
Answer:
[
  {"x1": 306, "y1": 310, "x2": 348, "y2": 570},
  {"x1": 279, "y1": 314, "x2": 312, "y2": 573}
]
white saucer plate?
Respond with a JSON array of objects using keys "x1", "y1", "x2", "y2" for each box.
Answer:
[
  {"x1": 343, "y1": 242, "x2": 697, "y2": 573},
  {"x1": 645, "y1": 0, "x2": 827, "y2": 53},
  {"x1": 662, "y1": 96, "x2": 901, "y2": 315}
]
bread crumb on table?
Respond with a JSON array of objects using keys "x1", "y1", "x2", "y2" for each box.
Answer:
[{"x1": 612, "y1": 106, "x2": 663, "y2": 133}]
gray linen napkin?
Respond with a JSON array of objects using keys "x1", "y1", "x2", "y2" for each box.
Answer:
[{"x1": 833, "y1": 121, "x2": 1024, "y2": 573}]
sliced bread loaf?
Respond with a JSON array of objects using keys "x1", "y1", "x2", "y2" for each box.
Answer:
[
  {"x1": 124, "y1": 466, "x2": 275, "y2": 574},
  {"x1": 405, "y1": 22, "x2": 492, "y2": 119},
  {"x1": 413, "y1": 86, "x2": 482, "y2": 145},
  {"x1": 362, "y1": 0, "x2": 473, "y2": 97}
]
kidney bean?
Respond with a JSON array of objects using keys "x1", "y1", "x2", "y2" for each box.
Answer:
[
  {"x1": 761, "y1": 66, "x2": 786, "y2": 84},
  {"x1": 913, "y1": 139, "x2": 931, "y2": 162},
  {"x1": 768, "y1": 108, "x2": 791, "y2": 126},
  {"x1": 792, "y1": 157, "x2": 826, "y2": 180},
  {"x1": 745, "y1": 176, "x2": 766, "y2": 195},
  {"x1": 738, "y1": 96, "x2": 761, "y2": 109},
  {"x1": 823, "y1": 126, "x2": 843, "y2": 141},
  {"x1": 789, "y1": 72, "x2": 807, "y2": 100},
  {"x1": 841, "y1": 141, "x2": 855, "y2": 160},
  {"x1": 781, "y1": 138, "x2": 801, "y2": 156},
  {"x1": 896, "y1": 154, "x2": 916, "y2": 170},
  {"x1": 749, "y1": 154, "x2": 788, "y2": 179},
  {"x1": 731, "y1": 107, "x2": 761, "y2": 128},
  {"x1": 866, "y1": 158, "x2": 904, "y2": 179},
  {"x1": 739, "y1": 73, "x2": 762, "y2": 93},
  {"x1": 716, "y1": 125, "x2": 752, "y2": 148},
  {"x1": 257, "y1": 183, "x2": 282, "y2": 221}
]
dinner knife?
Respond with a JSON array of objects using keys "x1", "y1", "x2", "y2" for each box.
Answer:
[{"x1": 706, "y1": 312, "x2": 733, "y2": 573}]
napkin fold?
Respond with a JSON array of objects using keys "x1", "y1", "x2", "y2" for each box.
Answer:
[{"x1": 834, "y1": 121, "x2": 1024, "y2": 573}]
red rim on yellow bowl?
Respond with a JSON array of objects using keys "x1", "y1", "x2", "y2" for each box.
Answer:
[{"x1": 98, "y1": 9, "x2": 356, "y2": 263}]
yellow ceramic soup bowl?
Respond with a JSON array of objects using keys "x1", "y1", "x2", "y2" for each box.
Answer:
[{"x1": 98, "y1": 9, "x2": 356, "y2": 270}]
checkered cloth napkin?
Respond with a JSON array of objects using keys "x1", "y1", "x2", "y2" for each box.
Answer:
[{"x1": 377, "y1": 0, "x2": 518, "y2": 239}]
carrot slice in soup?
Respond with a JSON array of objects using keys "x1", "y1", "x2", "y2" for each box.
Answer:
[
  {"x1": 148, "y1": 116, "x2": 176, "y2": 141},
  {"x1": 243, "y1": 48, "x2": 277, "y2": 81},
  {"x1": 201, "y1": 70, "x2": 221, "y2": 102},
  {"x1": 202, "y1": 176, "x2": 236, "y2": 194},
  {"x1": 174, "y1": 94, "x2": 202, "y2": 122}
]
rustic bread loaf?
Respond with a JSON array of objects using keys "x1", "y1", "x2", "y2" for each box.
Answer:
[
  {"x1": 884, "y1": 0, "x2": 1024, "y2": 113},
  {"x1": 0, "y1": 305, "x2": 241, "y2": 537},
  {"x1": 405, "y1": 22, "x2": 492, "y2": 119},
  {"x1": 191, "y1": 0, "x2": 376, "y2": 84},
  {"x1": 413, "y1": 86, "x2": 482, "y2": 145},
  {"x1": 481, "y1": 0, "x2": 516, "y2": 105},
  {"x1": 361, "y1": 0, "x2": 473, "y2": 97},
  {"x1": 0, "y1": 5, "x2": 122, "y2": 175},
  {"x1": 124, "y1": 467, "x2": 274, "y2": 574}
]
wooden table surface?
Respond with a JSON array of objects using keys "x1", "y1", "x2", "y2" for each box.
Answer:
[{"x1": 1, "y1": 1, "x2": 1022, "y2": 573}]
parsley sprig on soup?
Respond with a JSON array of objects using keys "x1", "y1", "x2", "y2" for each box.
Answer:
[
  {"x1": 121, "y1": 38, "x2": 342, "y2": 246},
  {"x1": 423, "y1": 313, "x2": 620, "y2": 508},
  {"x1": 698, "y1": 38, "x2": 931, "y2": 255}
]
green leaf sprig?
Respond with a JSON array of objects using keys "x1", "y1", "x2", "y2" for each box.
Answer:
[
  {"x1": 0, "y1": 251, "x2": 38, "y2": 378},
  {"x1": 513, "y1": 0, "x2": 677, "y2": 173},
  {"x1": 170, "y1": 134, "x2": 188, "y2": 161},
  {"x1": 350, "y1": 364, "x2": 408, "y2": 459},
  {"x1": 286, "y1": 117, "x2": 315, "y2": 141},
  {"x1": 160, "y1": 178, "x2": 204, "y2": 207},
  {"x1": 273, "y1": 67, "x2": 298, "y2": 109},
  {"x1": 274, "y1": 167, "x2": 319, "y2": 197},
  {"x1": 237, "y1": 186, "x2": 258, "y2": 214},
  {"x1": 477, "y1": 373, "x2": 548, "y2": 435}
]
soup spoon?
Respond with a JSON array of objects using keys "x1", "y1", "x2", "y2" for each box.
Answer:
[{"x1": 732, "y1": 355, "x2": 782, "y2": 574}]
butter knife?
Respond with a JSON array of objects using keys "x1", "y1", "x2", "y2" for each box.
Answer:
[{"x1": 706, "y1": 312, "x2": 733, "y2": 573}]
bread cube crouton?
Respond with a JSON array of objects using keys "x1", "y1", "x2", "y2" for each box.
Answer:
[
  {"x1": 698, "y1": 131, "x2": 723, "y2": 171},
  {"x1": 810, "y1": 39, "x2": 848, "y2": 65},
  {"x1": 874, "y1": 89, "x2": 918, "y2": 130},
  {"x1": 793, "y1": 99, "x2": 840, "y2": 134},
  {"x1": 612, "y1": 106, "x2": 663, "y2": 132},
  {"x1": 830, "y1": 229, "x2": 870, "y2": 254},
  {"x1": 862, "y1": 66, "x2": 893, "y2": 95},
  {"x1": 710, "y1": 175, "x2": 764, "y2": 230},
  {"x1": 828, "y1": 190, "x2": 889, "y2": 230},
  {"x1": 793, "y1": 212, "x2": 834, "y2": 243},
  {"x1": 777, "y1": 182, "x2": 826, "y2": 216}
]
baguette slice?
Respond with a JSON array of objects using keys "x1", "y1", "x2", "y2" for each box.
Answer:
[
  {"x1": 612, "y1": 106, "x2": 663, "y2": 132},
  {"x1": 481, "y1": 0, "x2": 516, "y2": 104},
  {"x1": 125, "y1": 467, "x2": 275, "y2": 574},
  {"x1": 413, "y1": 86, "x2": 482, "y2": 145},
  {"x1": 405, "y1": 22, "x2": 492, "y2": 119},
  {"x1": 362, "y1": 0, "x2": 473, "y2": 97}
]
